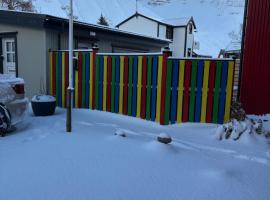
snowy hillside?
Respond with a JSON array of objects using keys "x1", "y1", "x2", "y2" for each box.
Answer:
[{"x1": 32, "y1": 0, "x2": 244, "y2": 56}]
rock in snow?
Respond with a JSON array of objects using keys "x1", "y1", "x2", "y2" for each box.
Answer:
[{"x1": 157, "y1": 133, "x2": 172, "y2": 144}]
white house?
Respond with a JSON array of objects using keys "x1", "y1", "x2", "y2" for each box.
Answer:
[{"x1": 116, "y1": 12, "x2": 197, "y2": 57}]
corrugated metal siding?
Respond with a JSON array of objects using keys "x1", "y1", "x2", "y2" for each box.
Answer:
[{"x1": 240, "y1": 0, "x2": 270, "y2": 114}]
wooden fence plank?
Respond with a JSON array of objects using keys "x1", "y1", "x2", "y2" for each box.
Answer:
[
  {"x1": 176, "y1": 60, "x2": 185, "y2": 123},
  {"x1": 62, "y1": 52, "x2": 65, "y2": 107},
  {"x1": 89, "y1": 52, "x2": 93, "y2": 109},
  {"x1": 164, "y1": 59, "x2": 173, "y2": 125},
  {"x1": 206, "y1": 61, "x2": 216, "y2": 123},
  {"x1": 200, "y1": 61, "x2": 210, "y2": 122},
  {"x1": 94, "y1": 55, "x2": 99, "y2": 110},
  {"x1": 146, "y1": 56, "x2": 152, "y2": 120},
  {"x1": 82, "y1": 53, "x2": 86, "y2": 108},
  {"x1": 58, "y1": 52, "x2": 62, "y2": 107},
  {"x1": 155, "y1": 56, "x2": 163, "y2": 122},
  {"x1": 189, "y1": 60, "x2": 198, "y2": 122},
  {"x1": 107, "y1": 56, "x2": 112, "y2": 112},
  {"x1": 115, "y1": 56, "x2": 120, "y2": 113},
  {"x1": 128, "y1": 56, "x2": 133, "y2": 116},
  {"x1": 141, "y1": 56, "x2": 147, "y2": 119},
  {"x1": 123, "y1": 56, "x2": 129, "y2": 115},
  {"x1": 160, "y1": 54, "x2": 167, "y2": 125},
  {"x1": 98, "y1": 56, "x2": 103, "y2": 110},
  {"x1": 151, "y1": 56, "x2": 158, "y2": 122},
  {"x1": 132, "y1": 57, "x2": 138, "y2": 117},
  {"x1": 194, "y1": 60, "x2": 204, "y2": 122},
  {"x1": 103, "y1": 56, "x2": 107, "y2": 111},
  {"x1": 183, "y1": 60, "x2": 192, "y2": 122},
  {"x1": 212, "y1": 61, "x2": 222, "y2": 123},
  {"x1": 136, "y1": 56, "x2": 143, "y2": 118},
  {"x1": 119, "y1": 56, "x2": 124, "y2": 114},
  {"x1": 218, "y1": 61, "x2": 228, "y2": 124},
  {"x1": 170, "y1": 59, "x2": 179, "y2": 124},
  {"x1": 224, "y1": 61, "x2": 234, "y2": 122},
  {"x1": 64, "y1": 52, "x2": 69, "y2": 108},
  {"x1": 111, "y1": 56, "x2": 115, "y2": 113}
]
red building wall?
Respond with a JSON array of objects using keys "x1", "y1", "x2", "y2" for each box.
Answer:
[{"x1": 240, "y1": 0, "x2": 270, "y2": 114}]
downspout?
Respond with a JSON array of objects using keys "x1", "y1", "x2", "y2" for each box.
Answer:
[{"x1": 237, "y1": 0, "x2": 249, "y2": 101}]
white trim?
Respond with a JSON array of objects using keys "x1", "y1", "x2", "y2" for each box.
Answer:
[
  {"x1": 51, "y1": 49, "x2": 93, "y2": 52},
  {"x1": 168, "y1": 57, "x2": 234, "y2": 61},
  {"x1": 96, "y1": 52, "x2": 162, "y2": 56}
]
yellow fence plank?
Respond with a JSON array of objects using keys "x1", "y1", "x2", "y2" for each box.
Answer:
[
  {"x1": 200, "y1": 61, "x2": 210, "y2": 122},
  {"x1": 176, "y1": 60, "x2": 185, "y2": 123},
  {"x1": 136, "y1": 56, "x2": 142, "y2": 118}
]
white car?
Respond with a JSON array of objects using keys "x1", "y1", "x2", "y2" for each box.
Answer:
[{"x1": 0, "y1": 74, "x2": 28, "y2": 136}]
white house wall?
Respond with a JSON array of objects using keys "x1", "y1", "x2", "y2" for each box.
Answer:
[
  {"x1": 170, "y1": 27, "x2": 186, "y2": 57},
  {"x1": 119, "y1": 16, "x2": 158, "y2": 38},
  {"x1": 186, "y1": 24, "x2": 195, "y2": 57},
  {"x1": 0, "y1": 24, "x2": 46, "y2": 98}
]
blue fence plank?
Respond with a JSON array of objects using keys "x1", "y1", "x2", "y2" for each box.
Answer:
[
  {"x1": 132, "y1": 57, "x2": 138, "y2": 117},
  {"x1": 115, "y1": 56, "x2": 120, "y2": 113},
  {"x1": 98, "y1": 56, "x2": 103, "y2": 110},
  {"x1": 151, "y1": 56, "x2": 158, "y2": 121},
  {"x1": 218, "y1": 61, "x2": 228, "y2": 124},
  {"x1": 195, "y1": 60, "x2": 204, "y2": 122},
  {"x1": 170, "y1": 59, "x2": 179, "y2": 124}
]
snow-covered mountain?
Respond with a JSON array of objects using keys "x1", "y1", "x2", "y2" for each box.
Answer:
[{"x1": 32, "y1": 0, "x2": 244, "y2": 56}]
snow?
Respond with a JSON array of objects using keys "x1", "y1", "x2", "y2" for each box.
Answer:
[
  {"x1": 1, "y1": 108, "x2": 270, "y2": 200},
  {"x1": 0, "y1": 74, "x2": 24, "y2": 84},
  {"x1": 31, "y1": 95, "x2": 56, "y2": 103},
  {"x1": 161, "y1": 17, "x2": 192, "y2": 27}
]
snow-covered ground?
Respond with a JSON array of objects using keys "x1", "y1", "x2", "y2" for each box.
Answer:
[{"x1": 1, "y1": 108, "x2": 270, "y2": 200}]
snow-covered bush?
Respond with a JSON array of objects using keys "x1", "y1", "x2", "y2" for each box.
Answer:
[
  {"x1": 216, "y1": 118, "x2": 268, "y2": 141},
  {"x1": 216, "y1": 101, "x2": 269, "y2": 141}
]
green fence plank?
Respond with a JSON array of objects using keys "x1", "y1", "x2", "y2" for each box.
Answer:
[
  {"x1": 212, "y1": 61, "x2": 222, "y2": 123},
  {"x1": 189, "y1": 60, "x2": 198, "y2": 122},
  {"x1": 164, "y1": 59, "x2": 173, "y2": 125},
  {"x1": 146, "y1": 56, "x2": 152, "y2": 120},
  {"x1": 128, "y1": 56, "x2": 133, "y2": 116},
  {"x1": 111, "y1": 56, "x2": 116, "y2": 113},
  {"x1": 95, "y1": 56, "x2": 99, "y2": 109}
]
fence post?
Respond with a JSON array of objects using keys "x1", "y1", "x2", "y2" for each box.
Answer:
[
  {"x1": 91, "y1": 44, "x2": 99, "y2": 109},
  {"x1": 160, "y1": 47, "x2": 172, "y2": 125}
]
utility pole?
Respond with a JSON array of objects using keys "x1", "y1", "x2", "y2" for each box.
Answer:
[{"x1": 66, "y1": 0, "x2": 73, "y2": 132}]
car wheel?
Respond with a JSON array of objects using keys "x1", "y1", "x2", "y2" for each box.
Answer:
[{"x1": 0, "y1": 103, "x2": 11, "y2": 137}]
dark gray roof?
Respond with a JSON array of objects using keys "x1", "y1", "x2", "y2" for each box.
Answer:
[{"x1": 0, "y1": 9, "x2": 170, "y2": 44}]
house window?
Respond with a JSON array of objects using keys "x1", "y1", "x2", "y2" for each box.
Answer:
[
  {"x1": 189, "y1": 24, "x2": 193, "y2": 34},
  {"x1": 166, "y1": 26, "x2": 173, "y2": 40},
  {"x1": 187, "y1": 48, "x2": 192, "y2": 57}
]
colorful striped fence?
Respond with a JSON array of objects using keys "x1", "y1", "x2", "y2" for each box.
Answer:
[{"x1": 49, "y1": 50, "x2": 235, "y2": 125}]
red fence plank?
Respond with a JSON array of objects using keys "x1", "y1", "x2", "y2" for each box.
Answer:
[
  {"x1": 107, "y1": 56, "x2": 112, "y2": 112},
  {"x1": 206, "y1": 61, "x2": 216, "y2": 123},
  {"x1": 123, "y1": 56, "x2": 129, "y2": 115},
  {"x1": 141, "y1": 56, "x2": 147, "y2": 119},
  {"x1": 182, "y1": 60, "x2": 191, "y2": 122}
]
